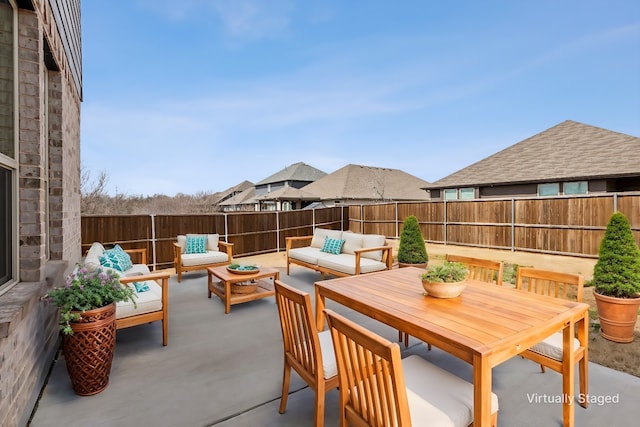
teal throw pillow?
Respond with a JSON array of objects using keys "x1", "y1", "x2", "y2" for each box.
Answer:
[
  {"x1": 133, "y1": 282, "x2": 150, "y2": 293},
  {"x1": 100, "y1": 244, "x2": 133, "y2": 271},
  {"x1": 321, "y1": 237, "x2": 345, "y2": 255},
  {"x1": 185, "y1": 235, "x2": 207, "y2": 254}
]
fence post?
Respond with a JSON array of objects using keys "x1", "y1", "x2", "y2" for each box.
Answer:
[
  {"x1": 395, "y1": 202, "x2": 399, "y2": 239},
  {"x1": 150, "y1": 214, "x2": 157, "y2": 270},
  {"x1": 511, "y1": 198, "x2": 515, "y2": 252},
  {"x1": 276, "y1": 211, "x2": 280, "y2": 252},
  {"x1": 223, "y1": 213, "x2": 229, "y2": 242},
  {"x1": 443, "y1": 200, "x2": 447, "y2": 244},
  {"x1": 613, "y1": 192, "x2": 618, "y2": 212}
]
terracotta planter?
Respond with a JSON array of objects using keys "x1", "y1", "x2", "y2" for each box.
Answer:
[
  {"x1": 422, "y1": 280, "x2": 467, "y2": 298},
  {"x1": 63, "y1": 303, "x2": 117, "y2": 395},
  {"x1": 594, "y1": 292, "x2": 640, "y2": 343},
  {"x1": 398, "y1": 262, "x2": 427, "y2": 269}
]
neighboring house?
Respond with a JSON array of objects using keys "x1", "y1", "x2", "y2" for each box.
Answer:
[
  {"x1": 254, "y1": 162, "x2": 327, "y2": 211},
  {"x1": 210, "y1": 180, "x2": 254, "y2": 211},
  {"x1": 425, "y1": 120, "x2": 640, "y2": 200},
  {"x1": 0, "y1": 1, "x2": 83, "y2": 426},
  {"x1": 300, "y1": 164, "x2": 430, "y2": 206},
  {"x1": 218, "y1": 186, "x2": 257, "y2": 212}
]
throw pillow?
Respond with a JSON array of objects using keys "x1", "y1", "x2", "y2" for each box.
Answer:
[
  {"x1": 133, "y1": 282, "x2": 150, "y2": 293},
  {"x1": 185, "y1": 235, "x2": 207, "y2": 254},
  {"x1": 321, "y1": 237, "x2": 345, "y2": 255},
  {"x1": 101, "y1": 244, "x2": 133, "y2": 271}
]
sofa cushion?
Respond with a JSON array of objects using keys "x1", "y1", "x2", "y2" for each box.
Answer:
[
  {"x1": 84, "y1": 242, "x2": 105, "y2": 272},
  {"x1": 181, "y1": 250, "x2": 229, "y2": 267},
  {"x1": 317, "y1": 253, "x2": 388, "y2": 275},
  {"x1": 121, "y1": 263, "x2": 151, "y2": 276},
  {"x1": 116, "y1": 280, "x2": 163, "y2": 319},
  {"x1": 310, "y1": 228, "x2": 343, "y2": 249},
  {"x1": 185, "y1": 235, "x2": 207, "y2": 254},
  {"x1": 321, "y1": 237, "x2": 345, "y2": 255},
  {"x1": 288, "y1": 247, "x2": 333, "y2": 265},
  {"x1": 342, "y1": 232, "x2": 364, "y2": 255},
  {"x1": 361, "y1": 234, "x2": 387, "y2": 261}
]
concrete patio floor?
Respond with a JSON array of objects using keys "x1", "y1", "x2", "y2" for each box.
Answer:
[{"x1": 28, "y1": 252, "x2": 639, "y2": 427}]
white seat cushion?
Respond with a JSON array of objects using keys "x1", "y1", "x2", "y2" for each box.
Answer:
[
  {"x1": 317, "y1": 253, "x2": 388, "y2": 275},
  {"x1": 318, "y1": 330, "x2": 338, "y2": 379},
  {"x1": 122, "y1": 263, "x2": 151, "y2": 276},
  {"x1": 288, "y1": 247, "x2": 333, "y2": 265},
  {"x1": 181, "y1": 250, "x2": 229, "y2": 267},
  {"x1": 402, "y1": 355, "x2": 499, "y2": 427},
  {"x1": 529, "y1": 332, "x2": 581, "y2": 360},
  {"x1": 116, "y1": 280, "x2": 163, "y2": 319}
]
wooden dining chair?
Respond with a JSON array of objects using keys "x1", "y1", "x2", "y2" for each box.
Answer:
[
  {"x1": 515, "y1": 267, "x2": 588, "y2": 408},
  {"x1": 325, "y1": 309, "x2": 499, "y2": 427},
  {"x1": 274, "y1": 280, "x2": 339, "y2": 427},
  {"x1": 446, "y1": 254, "x2": 504, "y2": 286}
]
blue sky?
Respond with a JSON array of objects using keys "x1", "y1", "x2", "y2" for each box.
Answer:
[{"x1": 81, "y1": 0, "x2": 640, "y2": 197}]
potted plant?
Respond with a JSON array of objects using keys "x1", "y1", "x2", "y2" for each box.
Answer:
[
  {"x1": 397, "y1": 215, "x2": 428, "y2": 268},
  {"x1": 592, "y1": 212, "x2": 640, "y2": 343},
  {"x1": 43, "y1": 265, "x2": 137, "y2": 395},
  {"x1": 420, "y1": 261, "x2": 469, "y2": 298}
]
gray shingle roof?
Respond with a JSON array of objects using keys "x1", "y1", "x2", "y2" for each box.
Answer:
[
  {"x1": 255, "y1": 162, "x2": 327, "y2": 185},
  {"x1": 254, "y1": 186, "x2": 317, "y2": 201},
  {"x1": 426, "y1": 120, "x2": 640, "y2": 189},
  {"x1": 302, "y1": 164, "x2": 430, "y2": 201}
]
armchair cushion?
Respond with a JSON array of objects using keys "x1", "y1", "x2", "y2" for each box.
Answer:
[
  {"x1": 181, "y1": 251, "x2": 229, "y2": 267},
  {"x1": 177, "y1": 234, "x2": 220, "y2": 254}
]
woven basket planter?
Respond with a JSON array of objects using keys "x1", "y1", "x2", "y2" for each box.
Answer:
[
  {"x1": 62, "y1": 303, "x2": 117, "y2": 396},
  {"x1": 231, "y1": 282, "x2": 258, "y2": 294}
]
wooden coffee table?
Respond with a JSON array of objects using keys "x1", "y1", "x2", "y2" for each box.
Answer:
[{"x1": 207, "y1": 265, "x2": 279, "y2": 314}]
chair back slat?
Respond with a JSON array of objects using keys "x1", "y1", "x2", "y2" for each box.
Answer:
[
  {"x1": 275, "y1": 281, "x2": 320, "y2": 377},
  {"x1": 325, "y1": 309, "x2": 411, "y2": 427},
  {"x1": 515, "y1": 267, "x2": 584, "y2": 302},
  {"x1": 446, "y1": 254, "x2": 504, "y2": 286}
]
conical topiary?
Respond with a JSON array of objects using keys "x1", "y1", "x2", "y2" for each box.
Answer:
[
  {"x1": 592, "y1": 212, "x2": 640, "y2": 298},
  {"x1": 397, "y1": 215, "x2": 428, "y2": 264}
]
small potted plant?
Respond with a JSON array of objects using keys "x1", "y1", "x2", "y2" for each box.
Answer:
[
  {"x1": 397, "y1": 215, "x2": 428, "y2": 268},
  {"x1": 420, "y1": 261, "x2": 469, "y2": 298},
  {"x1": 43, "y1": 265, "x2": 137, "y2": 395},
  {"x1": 592, "y1": 212, "x2": 640, "y2": 343}
]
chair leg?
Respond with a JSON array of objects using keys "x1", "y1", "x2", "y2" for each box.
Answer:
[
  {"x1": 314, "y1": 383, "x2": 326, "y2": 427},
  {"x1": 539, "y1": 364, "x2": 546, "y2": 373},
  {"x1": 427, "y1": 343, "x2": 432, "y2": 351},
  {"x1": 279, "y1": 362, "x2": 291, "y2": 414},
  {"x1": 177, "y1": 269, "x2": 182, "y2": 283}
]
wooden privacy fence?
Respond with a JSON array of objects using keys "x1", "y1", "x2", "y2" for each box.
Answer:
[{"x1": 82, "y1": 192, "x2": 640, "y2": 271}]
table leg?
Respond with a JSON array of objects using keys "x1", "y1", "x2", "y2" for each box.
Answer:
[
  {"x1": 224, "y1": 281, "x2": 231, "y2": 314},
  {"x1": 315, "y1": 285, "x2": 326, "y2": 331},
  {"x1": 578, "y1": 311, "x2": 589, "y2": 408},
  {"x1": 473, "y1": 354, "x2": 492, "y2": 427},
  {"x1": 207, "y1": 271, "x2": 212, "y2": 298},
  {"x1": 562, "y1": 320, "x2": 576, "y2": 426}
]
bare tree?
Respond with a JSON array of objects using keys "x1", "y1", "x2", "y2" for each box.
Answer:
[{"x1": 81, "y1": 168, "x2": 109, "y2": 214}]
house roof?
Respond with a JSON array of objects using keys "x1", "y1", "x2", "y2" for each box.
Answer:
[
  {"x1": 210, "y1": 180, "x2": 254, "y2": 205},
  {"x1": 254, "y1": 186, "x2": 318, "y2": 201},
  {"x1": 218, "y1": 187, "x2": 256, "y2": 206},
  {"x1": 302, "y1": 164, "x2": 430, "y2": 201},
  {"x1": 255, "y1": 162, "x2": 327, "y2": 186},
  {"x1": 426, "y1": 120, "x2": 640, "y2": 189}
]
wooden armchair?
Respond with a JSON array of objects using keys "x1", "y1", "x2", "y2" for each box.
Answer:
[
  {"x1": 173, "y1": 234, "x2": 233, "y2": 282},
  {"x1": 446, "y1": 254, "x2": 504, "y2": 286},
  {"x1": 515, "y1": 267, "x2": 588, "y2": 408},
  {"x1": 274, "y1": 280, "x2": 339, "y2": 427},
  {"x1": 117, "y1": 272, "x2": 171, "y2": 346},
  {"x1": 325, "y1": 309, "x2": 499, "y2": 427}
]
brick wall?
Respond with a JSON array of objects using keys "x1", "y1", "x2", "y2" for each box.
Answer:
[{"x1": 0, "y1": 3, "x2": 82, "y2": 426}]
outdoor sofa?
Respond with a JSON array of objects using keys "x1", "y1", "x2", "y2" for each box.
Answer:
[{"x1": 286, "y1": 228, "x2": 393, "y2": 278}]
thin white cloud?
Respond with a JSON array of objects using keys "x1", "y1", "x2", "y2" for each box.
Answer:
[{"x1": 211, "y1": 0, "x2": 294, "y2": 41}]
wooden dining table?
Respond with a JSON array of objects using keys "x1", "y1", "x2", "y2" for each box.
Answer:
[{"x1": 314, "y1": 267, "x2": 589, "y2": 427}]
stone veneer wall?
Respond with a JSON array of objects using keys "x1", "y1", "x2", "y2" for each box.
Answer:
[{"x1": 0, "y1": 3, "x2": 82, "y2": 426}]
